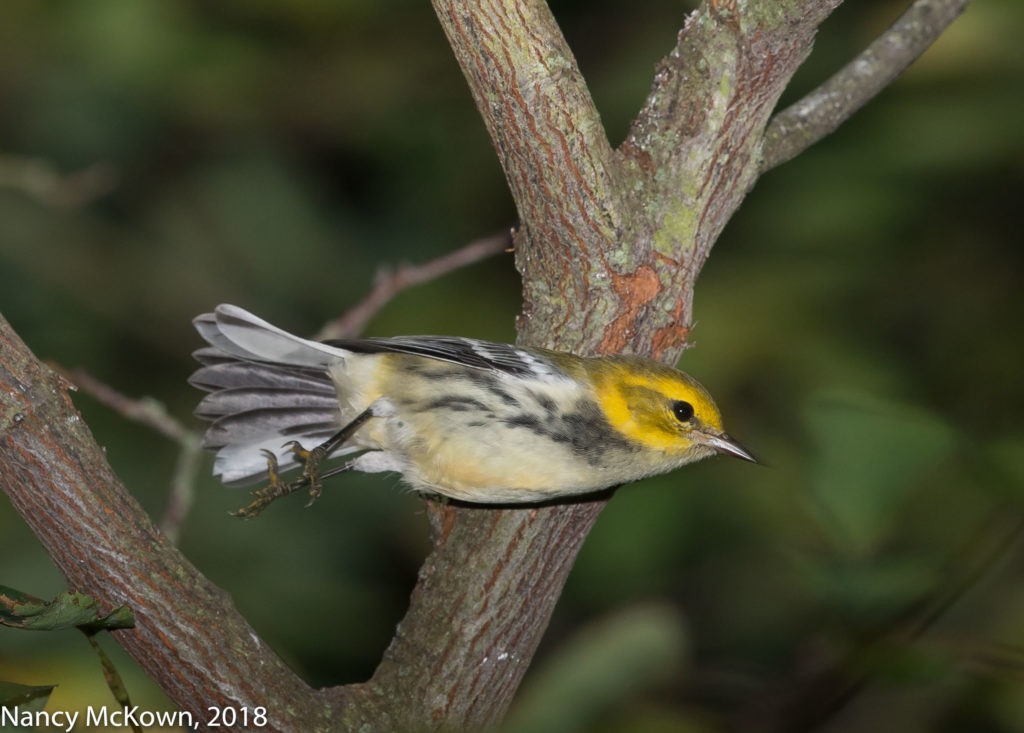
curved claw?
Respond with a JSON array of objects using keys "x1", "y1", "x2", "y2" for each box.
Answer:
[
  {"x1": 282, "y1": 440, "x2": 311, "y2": 461},
  {"x1": 258, "y1": 448, "x2": 283, "y2": 487},
  {"x1": 233, "y1": 408, "x2": 373, "y2": 519}
]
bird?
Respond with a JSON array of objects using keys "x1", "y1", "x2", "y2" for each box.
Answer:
[{"x1": 190, "y1": 304, "x2": 754, "y2": 516}]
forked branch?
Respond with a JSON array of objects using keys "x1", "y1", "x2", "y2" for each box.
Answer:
[
  {"x1": 762, "y1": 0, "x2": 971, "y2": 172},
  {"x1": 0, "y1": 316, "x2": 341, "y2": 730},
  {"x1": 0, "y1": 1, "x2": 974, "y2": 730}
]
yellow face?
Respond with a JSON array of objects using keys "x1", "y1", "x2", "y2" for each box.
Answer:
[{"x1": 588, "y1": 356, "x2": 726, "y2": 456}]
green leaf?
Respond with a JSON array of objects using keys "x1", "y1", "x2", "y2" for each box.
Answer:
[
  {"x1": 503, "y1": 604, "x2": 687, "y2": 733},
  {"x1": 0, "y1": 587, "x2": 138, "y2": 730},
  {"x1": 0, "y1": 586, "x2": 134, "y2": 632},
  {"x1": 796, "y1": 554, "x2": 935, "y2": 621},
  {"x1": 0, "y1": 680, "x2": 55, "y2": 721},
  {"x1": 986, "y1": 434, "x2": 1024, "y2": 497},
  {"x1": 83, "y1": 635, "x2": 141, "y2": 733},
  {"x1": 803, "y1": 390, "x2": 956, "y2": 555}
]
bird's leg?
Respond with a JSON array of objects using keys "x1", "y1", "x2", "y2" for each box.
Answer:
[
  {"x1": 230, "y1": 449, "x2": 302, "y2": 519},
  {"x1": 232, "y1": 406, "x2": 375, "y2": 518}
]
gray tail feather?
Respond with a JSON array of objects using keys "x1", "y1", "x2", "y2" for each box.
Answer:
[
  {"x1": 191, "y1": 306, "x2": 350, "y2": 486},
  {"x1": 194, "y1": 304, "x2": 347, "y2": 368},
  {"x1": 191, "y1": 358, "x2": 345, "y2": 486}
]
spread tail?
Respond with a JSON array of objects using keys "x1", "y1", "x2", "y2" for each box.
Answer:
[{"x1": 190, "y1": 305, "x2": 350, "y2": 486}]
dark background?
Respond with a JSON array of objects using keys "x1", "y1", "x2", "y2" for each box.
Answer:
[{"x1": 1, "y1": 1, "x2": 1022, "y2": 730}]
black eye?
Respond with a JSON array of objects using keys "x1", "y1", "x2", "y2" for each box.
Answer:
[{"x1": 671, "y1": 400, "x2": 695, "y2": 423}]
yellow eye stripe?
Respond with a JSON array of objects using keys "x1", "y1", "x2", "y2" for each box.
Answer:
[{"x1": 588, "y1": 358, "x2": 724, "y2": 453}]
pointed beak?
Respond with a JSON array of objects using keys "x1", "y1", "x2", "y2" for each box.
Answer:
[{"x1": 698, "y1": 431, "x2": 757, "y2": 463}]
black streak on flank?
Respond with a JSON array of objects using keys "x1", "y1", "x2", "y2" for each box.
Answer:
[
  {"x1": 460, "y1": 369, "x2": 520, "y2": 407},
  {"x1": 424, "y1": 396, "x2": 490, "y2": 412},
  {"x1": 530, "y1": 391, "x2": 558, "y2": 416},
  {"x1": 489, "y1": 387, "x2": 520, "y2": 408},
  {"x1": 503, "y1": 414, "x2": 543, "y2": 431},
  {"x1": 500, "y1": 400, "x2": 637, "y2": 466}
]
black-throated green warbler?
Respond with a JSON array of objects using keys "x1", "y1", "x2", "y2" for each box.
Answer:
[{"x1": 191, "y1": 304, "x2": 754, "y2": 516}]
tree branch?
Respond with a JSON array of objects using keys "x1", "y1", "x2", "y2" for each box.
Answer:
[
  {"x1": 0, "y1": 315, "x2": 345, "y2": 731},
  {"x1": 357, "y1": 0, "x2": 842, "y2": 729},
  {"x1": 316, "y1": 230, "x2": 512, "y2": 340},
  {"x1": 761, "y1": 0, "x2": 971, "y2": 173},
  {"x1": 59, "y1": 367, "x2": 203, "y2": 544},
  {"x1": 431, "y1": 0, "x2": 625, "y2": 354},
  {"x1": 1, "y1": 1, "x2": 973, "y2": 730},
  {"x1": 615, "y1": 0, "x2": 841, "y2": 358}
]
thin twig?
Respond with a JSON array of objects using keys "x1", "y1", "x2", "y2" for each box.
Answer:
[
  {"x1": 316, "y1": 230, "x2": 513, "y2": 340},
  {"x1": 761, "y1": 0, "x2": 971, "y2": 173},
  {"x1": 63, "y1": 368, "x2": 191, "y2": 443},
  {"x1": 160, "y1": 434, "x2": 203, "y2": 545},
  {"x1": 61, "y1": 367, "x2": 202, "y2": 543}
]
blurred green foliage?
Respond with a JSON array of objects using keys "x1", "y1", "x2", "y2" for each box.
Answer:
[{"x1": 1, "y1": 1, "x2": 1022, "y2": 731}]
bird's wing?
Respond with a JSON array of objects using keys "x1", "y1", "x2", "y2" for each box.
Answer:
[{"x1": 325, "y1": 335, "x2": 569, "y2": 382}]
